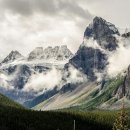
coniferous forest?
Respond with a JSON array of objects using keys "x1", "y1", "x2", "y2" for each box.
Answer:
[{"x1": 0, "y1": 93, "x2": 116, "y2": 130}]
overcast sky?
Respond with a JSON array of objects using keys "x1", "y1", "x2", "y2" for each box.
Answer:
[{"x1": 0, "y1": 0, "x2": 130, "y2": 59}]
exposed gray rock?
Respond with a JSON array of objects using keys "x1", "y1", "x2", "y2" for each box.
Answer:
[
  {"x1": 116, "y1": 66, "x2": 130, "y2": 99},
  {"x1": 122, "y1": 32, "x2": 130, "y2": 38},
  {"x1": 123, "y1": 66, "x2": 130, "y2": 98},
  {"x1": 84, "y1": 17, "x2": 120, "y2": 51},
  {"x1": 68, "y1": 46, "x2": 107, "y2": 81}
]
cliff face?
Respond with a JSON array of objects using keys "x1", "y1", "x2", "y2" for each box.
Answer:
[
  {"x1": 116, "y1": 65, "x2": 130, "y2": 99},
  {"x1": 123, "y1": 66, "x2": 130, "y2": 98},
  {"x1": 69, "y1": 46, "x2": 107, "y2": 81},
  {"x1": 68, "y1": 17, "x2": 120, "y2": 81}
]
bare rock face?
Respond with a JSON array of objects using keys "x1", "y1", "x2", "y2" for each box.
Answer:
[
  {"x1": 122, "y1": 32, "x2": 130, "y2": 38},
  {"x1": 123, "y1": 66, "x2": 130, "y2": 98},
  {"x1": 84, "y1": 17, "x2": 120, "y2": 51},
  {"x1": 116, "y1": 66, "x2": 130, "y2": 99},
  {"x1": 69, "y1": 46, "x2": 107, "y2": 81}
]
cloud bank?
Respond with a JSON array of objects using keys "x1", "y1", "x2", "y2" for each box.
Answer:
[
  {"x1": 107, "y1": 37, "x2": 130, "y2": 77},
  {"x1": 23, "y1": 67, "x2": 62, "y2": 92},
  {"x1": 0, "y1": 0, "x2": 93, "y2": 59}
]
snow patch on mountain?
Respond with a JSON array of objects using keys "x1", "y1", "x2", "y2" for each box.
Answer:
[{"x1": 106, "y1": 37, "x2": 130, "y2": 77}]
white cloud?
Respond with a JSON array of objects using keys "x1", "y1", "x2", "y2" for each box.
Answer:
[
  {"x1": 0, "y1": 0, "x2": 93, "y2": 59},
  {"x1": 107, "y1": 37, "x2": 130, "y2": 77},
  {"x1": 23, "y1": 67, "x2": 62, "y2": 92},
  {"x1": 0, "y1": 12, "x2": 90, "y2": 58}
]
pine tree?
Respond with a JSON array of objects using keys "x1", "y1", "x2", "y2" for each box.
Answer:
[{"x1": 113, "y1": 100, "x2": 129, "y2": 130}]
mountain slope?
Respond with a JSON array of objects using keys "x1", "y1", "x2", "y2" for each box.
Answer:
[{"x1": 0, "y1": 93, "x2": 24, "y2": 108}]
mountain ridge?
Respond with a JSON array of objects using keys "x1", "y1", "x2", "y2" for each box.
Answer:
[
  {"x1": 1, "y1": 16, "x2": 130, "y2": 111},
  {"x1": 31, "y1": 16, "x2": 130, "y2": 110}
]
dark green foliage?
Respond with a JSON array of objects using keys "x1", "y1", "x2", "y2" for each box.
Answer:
[
  {"x1": 0, "y1": 93, "x2": 24, "y2": 109},
  {"x1": 0, "y1": 105, "x2": 116, "y2": 130},
  {"x1": 0, "y1": 93, "x2": 116, "y2": 130},
  {"x1": 113, "y1": 102, "x2": 130, "y2": 130}
]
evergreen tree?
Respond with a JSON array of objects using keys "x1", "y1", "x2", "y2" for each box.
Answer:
[{"x1": 113, "y1": 100, "x2": 129, "y2": 130}]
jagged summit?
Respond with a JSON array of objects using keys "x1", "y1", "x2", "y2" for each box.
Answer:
[
  {"x1": 84, "y1": 16, "x2": 120, "y2": 39},
  {"x1": 0, "y1": 45, "x2": 73, "y2": 66},
  {"x1": 84, "y1": 16, "x2": 119, "y2": 51},
  {"x1": 28, "y1": 45, "x2": 73, "y2": 61},
  {"x1": 1, "y1": 50, "x2": 23, "y2": 64}
]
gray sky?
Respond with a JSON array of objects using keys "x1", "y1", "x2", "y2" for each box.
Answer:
[{"x1": 0, "y1": 0, "x2": 130, "y2": 59}]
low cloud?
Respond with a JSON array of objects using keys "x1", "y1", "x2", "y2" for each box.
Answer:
[
  {"x1": 64, "y1": 65, "x2": 87, "y2": 84},
  {"x1": 107, "y1": 37, "x2": 130, "y2": 77},
  {"x1": 0, "y1": 73, "x2": 14, "y2": 90},
  {"x1": 83, "y1": 36, "x2": 130, "y2": 79},
  {"x1": 23, "y1": 67, "x2": 62, "y2": 93},
  {"x1": 23, "y1": 65, "x2": 86, "y2": 93}
]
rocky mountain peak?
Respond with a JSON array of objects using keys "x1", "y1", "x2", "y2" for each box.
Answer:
[
  {"x1": 84, "y1": 16, "x2": 120, "y2": 39},
  {"x1": 84, "y1": 16, "x2": 120, "y2": 51},
  {"x1": 1, "y1": 50, "x2": 23, "y2": 64}
]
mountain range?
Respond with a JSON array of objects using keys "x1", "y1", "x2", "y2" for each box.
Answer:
[{"x1": 0, "y1": 16, "x2": 130, "y2": 110}]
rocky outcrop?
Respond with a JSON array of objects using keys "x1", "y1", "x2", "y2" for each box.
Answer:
[
  {"x1": 123, "y1": 66, "x2": 130, "y2": 98},
  {"x1": 116, "y1": 66, "x2": 130, "y2": 99},
  {"x1": 122, "y1": 32, "x2": 130, "y2": 38}
]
